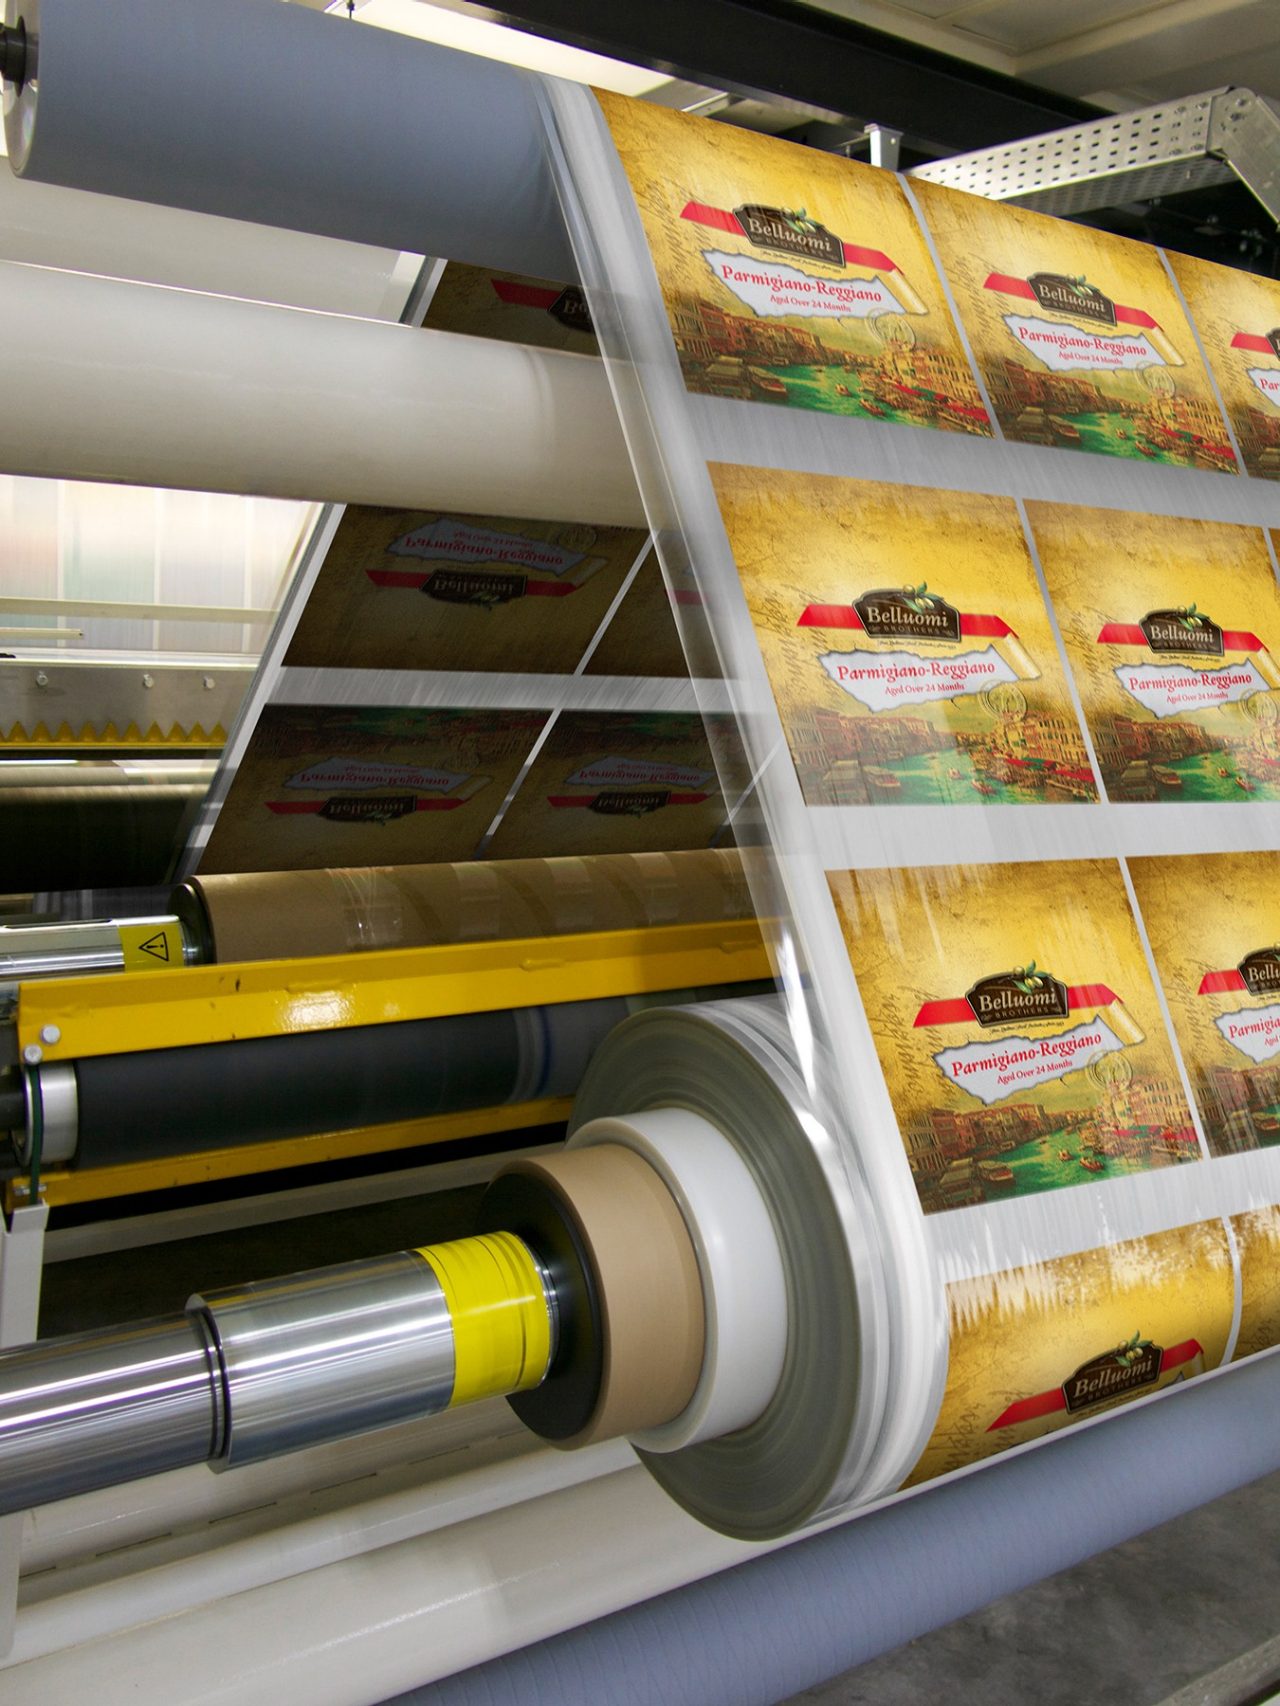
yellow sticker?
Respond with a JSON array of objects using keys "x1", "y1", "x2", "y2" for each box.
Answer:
[{"x1": 118, "y1": 920, "x2": 182, "y2": 972}]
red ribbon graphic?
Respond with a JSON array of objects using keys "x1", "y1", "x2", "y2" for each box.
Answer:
[
  {"x1": 1096, "y1": 621, "x2": 1265, "y2": 651},
  {"x1": 1230, "y1": 331, "x2": 1277, "y2": 354},
  {"x1": 266, "y1": 798, "x2": 464, "y2": 814},
  {"x1": 1198, "y1": 968, "x2": 1249, "y2": 995},
  {"x1": 797, "y1": 605, "x2": 1015, "y2": 636},
  {"x1": 987, "y1": 1340, "x2": 1203, "y2": 1431},
  {"x1": 488, "y1": 278, "x2": 561, "y2": 310},
  {"x1": 547, "y1": 792, "x2": 710, "y2": 808},
  {"x1": 366, "y1": 569, "x2": 576, "y2": 598},
  {"x1": 983, "y1": 273, "x2": 1159, "y2": 330},
  {"x1": 913, "y1": 984, "x2": 1121, "y2": 1028},
  {"x1": 679, "y1": 202, "x2": 899, "y2": 272}
]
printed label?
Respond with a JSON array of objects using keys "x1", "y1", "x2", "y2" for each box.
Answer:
[
  {"x1": 906, "y1": 1222, "x2": 1233, "y2": 1485},
  {"x1": 564, "y1": 756, "x2": 714, "y2": 790},
  {"x1": 1131, "y1": 851, "x2": 1280, "y2": 1157},
  {"x1": 935, "y1": 1018, "x2": 1127, "y2": 1108},
  {"x1": 820, "y1": 645, "x2": 1018, "y2": 712},
  {"x1": 1166, "y1": 251, "x2": 1280, "y2": 481},
  {"x1": 1115, "y1": 659, "x2": 1269, "y2": 719},
  {"x1": 1213, "y1": 1004, "x2": 1280, "y2": 1065},
  {"x1": 198, "y1": 705, "x2": 541, "y2": 875},
  {"x1": 1003, "y1": 316, "x2": 1163, "y2": 374},
  {"x1": 421, "y1": 568, "x2": 529, "y2": 606},
  {"x1": 389, "y1": 517, "x2": 593, "y2": 578},
  {"x1": 705, "y1": 250, "x2": 904, "y2": 321},
  {"x1": 711, "y1": 467, "x2": 1096, "y2": 808},
  {"x1": 1031, "y1": 503, "x2": 1280, "y2": 803},
  {"x1": 596, "y1": 94, "x2": 989, "y2": 432},
  {"x1": 831, "y1": 859, "x2": 1197, "y2": 1214},
  {"x1": 914, "y1": 182, "x2": 1231, "y2": 468},
  {"x1": 1028, "y1": 272, "x2": 1117, "y2": 327},
  {"x1": 733, "y1": 202, "x2": 847, "y2": 267}
]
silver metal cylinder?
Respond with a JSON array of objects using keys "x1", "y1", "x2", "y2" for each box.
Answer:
[
  {"x1": 0, "y1": 914, "x2": 190, "y2": 986},
  {"x1": 192, "y1": 1253, "x2": 455, "y2": 1469},
  {"x1": 0, "y1": 1315, "x2": 221, "y2": 1514},
  {"x1": 20, "y1": 1061, "x2": 77, "y2": 1165}
]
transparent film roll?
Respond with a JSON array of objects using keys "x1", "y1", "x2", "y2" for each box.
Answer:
[{"x1": 536, "y1": 79, "x2": 1280, "y2": 1537}]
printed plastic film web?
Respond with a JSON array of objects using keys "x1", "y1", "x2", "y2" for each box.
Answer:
[{"x1": 538, "y1": 78, "x2": 1280, "y2": 1533}]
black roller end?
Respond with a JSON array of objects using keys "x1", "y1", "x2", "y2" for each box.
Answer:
[
  {"x1": 0, "y1": 19, "x2": 32, "y2": 91},
  {"x1": 476, "y1": 1166, "x2": 604, "y2": 1443}
]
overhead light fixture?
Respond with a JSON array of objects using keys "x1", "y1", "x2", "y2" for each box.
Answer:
[{"x1": 341, "y1": 0, "x2": 673, "y2": 97}]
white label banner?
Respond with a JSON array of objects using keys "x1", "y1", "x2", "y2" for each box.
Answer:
[
  {"x1": 286, "y1": 758, "x2": 469, "y2": 794},
  {"x1": 565, "y1": 756, "x2": 713, "y2": 788},
  {"x1": 1114, "y1": 658, "x2": 1268, "y2": 718},
  {"x1": 1246, "y1": 367, "x2": 1280, "y2": 407},
  {"x1": 704, "y1": 249, "x2": 904, "y2": 322},
  {"x1": 1214, "y1": 1002, "x2": 1280, "y2": 1064},
  {"x1": 1004, "y1": 314, "x2": 1165, "y2": 374},
  {"x1": 819, "y1": 644, "x2": 1017, "y2": 712},
  {"x1": 934, "y1": 1017, "x2": 1127, "y2": 1107}
]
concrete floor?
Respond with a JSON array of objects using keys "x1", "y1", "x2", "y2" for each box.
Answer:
[{"x1": 783, "y1": 1465, "x2": 1280, "y2": 1706}]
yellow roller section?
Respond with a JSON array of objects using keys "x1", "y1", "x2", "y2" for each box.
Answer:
[{"x1": 418, "y1": 1231, "x2": 552, "y2": 1407}]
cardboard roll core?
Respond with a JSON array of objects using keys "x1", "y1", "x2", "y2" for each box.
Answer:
[{"x1": 481, "y1": 1144, "x2": 705, "y2": 1448}]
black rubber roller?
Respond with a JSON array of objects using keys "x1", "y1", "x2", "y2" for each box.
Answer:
[{"x1": 71, "y1": 1011, "x2": 524, "y2": 1167}]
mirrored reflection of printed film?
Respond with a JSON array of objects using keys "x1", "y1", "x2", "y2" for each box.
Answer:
[
  {"x1": 285, "y1": 506, "x2": 654, "y2": 677},
  {"x1": 486, "y1": 710, "x2": 734, "y2": 860},
  {"x1": 199, "y1": 704, "x2": 548, "y2": 873}
]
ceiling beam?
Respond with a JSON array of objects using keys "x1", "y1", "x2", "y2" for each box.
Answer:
[{"x1": 481, "y1": 0, "x2": 1102, "y2": 150}]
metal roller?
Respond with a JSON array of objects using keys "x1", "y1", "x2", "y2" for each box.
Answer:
[
  {"x1": 0, "y1": 1131, "x2": 788, "y2": 1520},
  {"x1": 1, "y1": 0, "x2": 572, "y2": 280},
  {"x1": 0, "y1": 257, "x2": 636, "y2": 525}
]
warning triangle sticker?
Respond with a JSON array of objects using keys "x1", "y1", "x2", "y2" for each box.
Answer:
[{"x1": 139, "y1": 931, "x2": 170, "y2": 962}]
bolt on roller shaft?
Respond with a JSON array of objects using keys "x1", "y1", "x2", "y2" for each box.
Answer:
[{"x1": 0, "y1": 1235, "x2": 555, "y2": 1517}]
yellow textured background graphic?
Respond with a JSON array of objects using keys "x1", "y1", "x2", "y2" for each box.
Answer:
[
  {"x1": 1167, "y1": 250, "x2": 1280, "y2": 480},
  {"x1": 596, "y1": 90, "x2": 986, "y2": 405},
  {"x1": 908, "y1": 1220, "x2": 1235, "y2": 1483},
  {"x1": 828, "y1": 859, "x2": 1195, "y2": 1191},
  {"x1": 1031, "y1": 502, "x2": 1280, "y2": 794},
  {"x1": 1232, "y1": 1207, "x2": 1280, "y2": 1360},
  {"x1": 709, "y1": 462, "x2": 1094, "y2": 799},
  {"x1": 913, "y1": 178, "x2": 1227, "y2": 431}
]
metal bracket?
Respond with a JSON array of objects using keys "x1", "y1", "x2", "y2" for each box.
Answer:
[
  {"x1": 911, "y1": 87, "x2": 1280, "y2": 225},
  {"x1": 0, "y1": 1199, "x2": 50, "y2": 1657}
]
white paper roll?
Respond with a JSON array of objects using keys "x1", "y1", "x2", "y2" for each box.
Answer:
[
  {"x1": 0, "y1": 259, "x2": 641, "y2": 525},
  {"x1": 570, "y1": 1107, "x2": 788, "y2": 1454},
  {"x1": 0, "y1": 171, "x2": 423, "y2": 317}
]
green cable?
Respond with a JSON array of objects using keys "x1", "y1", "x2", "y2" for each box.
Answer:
[{"x1": 27, "y1": 1072, "x2": 42, "y2": 1206}]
